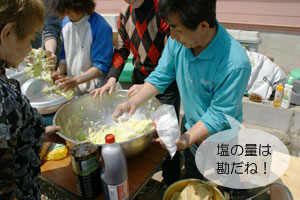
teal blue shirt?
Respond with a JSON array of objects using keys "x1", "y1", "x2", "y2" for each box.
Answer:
[{"x1": 145, "y1": 21, "x2": 251, "y2": 134}]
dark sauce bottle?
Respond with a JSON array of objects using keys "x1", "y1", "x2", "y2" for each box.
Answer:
[{"x1": 70, "y1": 142, "x2": 102, "y2": 199}]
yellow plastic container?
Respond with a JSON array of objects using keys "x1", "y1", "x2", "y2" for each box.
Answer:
[
  {"x1": 42, "y1": 143, "x2": 69, "y2": 162},
  {"x1": 273, "y1": 83, "x2": 284, "y2": 107}
]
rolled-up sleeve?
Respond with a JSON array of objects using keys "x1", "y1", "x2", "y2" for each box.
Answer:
[
  {"x1": 43, "y1": 15, "x2": 61, "y2": 42},
  {"x1": 90, "y1": 22, "x2": 113, "y2": 74},
  {"x1": 201, "y1": 67, "x2": 251, "y2": 134}
]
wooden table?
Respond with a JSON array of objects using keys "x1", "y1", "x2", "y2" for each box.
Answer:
[{"x1": 40, "y1": 143, "x2": 167, "y2": 200}]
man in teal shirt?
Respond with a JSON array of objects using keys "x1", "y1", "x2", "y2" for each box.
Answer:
[{"x1": 113, "y1": 0, "x2": 251, "y2": 179}]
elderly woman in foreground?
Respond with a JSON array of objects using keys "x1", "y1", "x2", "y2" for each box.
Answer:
[{"x1": 0, "y1": 0, "x2": 65, "y2": 199}]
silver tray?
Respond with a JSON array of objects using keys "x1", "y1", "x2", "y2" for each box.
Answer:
[{"x1": 21, "y1": 78, "x2": 70, "y2": 114}]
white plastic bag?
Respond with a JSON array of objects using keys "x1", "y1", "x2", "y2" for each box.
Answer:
[
  {"x1": 246, "y1": 50, "x2": 286, "y2": 100},
  {"x1": 152, "y1": 105, "x2": 180, "y2": 158}
]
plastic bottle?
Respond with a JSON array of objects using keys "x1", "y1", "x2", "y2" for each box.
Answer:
[
  {"x1": 273, "y1": 83, "x2": 284, "y2": 107},
  {"x1": 101, "y1": 134, "x2": 129, "y2": 200},
  {"x1": 281, "y1": 78, "x2": 293, "y2": 108}
]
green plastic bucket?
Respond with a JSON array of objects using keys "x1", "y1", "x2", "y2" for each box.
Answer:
[
  {"x1": 119, "y1": 57, "x2": 134, "y2": 82},
  {"x1": 289, "y1": 67, "x2": 300, "y2": 80}
]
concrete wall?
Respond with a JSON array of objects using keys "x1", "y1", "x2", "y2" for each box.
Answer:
[
  {"x1": 242, "y1": 98, "x2": 300, "y2": 133},
  {"x1": 242, "y1": 97, "x2": 300, "y2": 157},
  {"x1": 227, "y1": 29, "x2": 300, "y2": 76},
  {"x1": 94, "y1": 0, "x2": 126, "y2": 13},
  {"x1": 257, "y1": 32, "x2": 300, "y2": 75}
]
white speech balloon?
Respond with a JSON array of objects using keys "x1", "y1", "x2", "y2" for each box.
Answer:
[{"x1": 195, "y1": 117, "x2": 290, "y2": 189}]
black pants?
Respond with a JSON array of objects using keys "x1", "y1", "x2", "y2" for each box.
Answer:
[
  {"x1": 184, "y1": 143, "x2": 204, "y2": 180},
  {"x1": 180, "y1": 121, "x2": 204, "y2": 180},
  {"x1": 133, "y1": 69, "x2": 181, "y2": 185}
]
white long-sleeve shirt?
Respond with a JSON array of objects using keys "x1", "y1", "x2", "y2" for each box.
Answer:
[{"x1": 60, "y1": 12, "x2": 113, "y2": 95}]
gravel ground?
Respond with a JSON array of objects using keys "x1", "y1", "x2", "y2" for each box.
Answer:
[
  {"x1": 39, "y1": 155, "x2": 270, "y2": 200},
  {"x1": 39, "y1": 154, "x2": 184, "y2": 200},
  {"x1": 39, "y1": 169, "x2": 167, "y2": 200},
  {"x1": 136, "y1": 178, "x2": 167, "y2": 200},
  {"x1": 39, "y1": 178, "x2": 165, "y2": 200},
  {"x1": 39, "y1": 150, "x2": 184, "y2": 200},
  {"x1": 40, "y1": 178, "x2": 79, "y2": 200},
  {"x1": 40, "y1": 177, "x2": 270, "y2": 200}
]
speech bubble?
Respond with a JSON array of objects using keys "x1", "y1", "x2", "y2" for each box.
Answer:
[{"x1": 195, "y1": 115, "x2": 290, "y2": 189}]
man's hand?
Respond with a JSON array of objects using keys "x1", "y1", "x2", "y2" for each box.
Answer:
[
  {"x1": 90, "y1": 77, "x2": 117, "y2": 100},
  {"x1": 175, "y1": 134, "x2": 191, "y2": 150},
  {"x1": 45, "y1": 126, "x2": 66, "y2": 144},
  {"x1": 152, "y1": 137, "x2": 167, "y2": 149},
  {"x1": 55, "y1": 76, "x2": 78, "y2": 91},
  {"x1": 112, "y1": 100, "x2": 138, "y2": 122},
  {"x1": 112, "y1": 82, "x2": 159, "y2": 121},
  {"x1": 152, "y1": 133, "x2": 190, "y2": 151},
  {"x1": 128, "y1": 84, "x2": 143, "y2": 98}
]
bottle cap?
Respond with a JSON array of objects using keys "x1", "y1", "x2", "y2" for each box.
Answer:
[
  {"x1": 105, "y1": 134, "x2": 115, "y2": 143},
  {"x1": 287, "y1": 78, "x2": 293, "y2": 85},
  {"x1": 277, "y1": 83, "x2": 283, "y2": 91}
]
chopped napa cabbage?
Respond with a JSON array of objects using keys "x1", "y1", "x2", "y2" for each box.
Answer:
[
  {"x1": 25, "y1": 48, "x2": 75, "y2": 100},
  {"x1": 88, "y1": 119, "x2": 155, "y2": 144}
]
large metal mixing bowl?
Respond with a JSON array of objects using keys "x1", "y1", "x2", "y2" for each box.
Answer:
[{"x1": 53, "y1": 90, "x2": 162, "y2": 158}]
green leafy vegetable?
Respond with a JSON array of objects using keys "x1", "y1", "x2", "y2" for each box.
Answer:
[
  {"x1": 25, "y1": 48, "x2": 75, "y2": 100},
  {"x1": 76, "y1": 131, "x2": 86, "y2": 141}
]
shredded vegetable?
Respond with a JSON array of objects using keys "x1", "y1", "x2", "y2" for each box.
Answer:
[
  {"x1": 88, "y1": 119, "x2": 155, "y2": 144},
  {"x1": 25, "y1": 48, "x2": 75, "y2": 100}
]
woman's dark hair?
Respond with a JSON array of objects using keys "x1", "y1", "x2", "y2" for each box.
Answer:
[
  {"x1": 52, "y1": 0, "x2": 96, "y2": 16},
  {"x1": 158, "y1": 0, "x2": 217, "y2": 30}
]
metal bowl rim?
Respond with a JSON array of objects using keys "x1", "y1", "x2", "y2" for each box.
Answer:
[
  {"x1": 53, "y1": 91, "x2": 159, "y2": 146},
  {"x1": 22, "y1": 78, "x2": 73, "y2": 109},
  {"x1": 31, "y1": 95, "x2": 70, "y2": 109},
  {"x1": 163, "y1": 178, "x2": 225, "y2": 200}
]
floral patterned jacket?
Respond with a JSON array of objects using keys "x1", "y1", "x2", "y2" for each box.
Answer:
[{"x1": 0, "y1": 60, "x2": 45, "y2": 200}]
